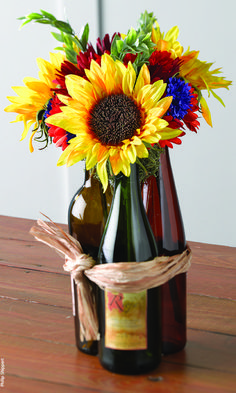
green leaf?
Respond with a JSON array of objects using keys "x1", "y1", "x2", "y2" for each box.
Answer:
[
  {"x1": 139, "y1": 43, "x2": 149, "y2": 52},
  {"x1": 19, "y1": 19, "x2": 32, "y2": 28},
  {"x1": 35, "y1": 20, "x2": 52, "y2": 25},
  {"x1": 110, "y1": 34, "x2": 120, "y2": 57},
  {"x1": 54, "y1": 46, "x2": 65, "y2": 51},
  {"x1": 80, "y1": 23, "x2": 89, "y2": 51},
  {"x1": 126, "y1": 27, "x2": 137, "y2": 45},
  {"x1": 65, "y1": 48, "x2": 78, "y2": 64},
  {"x1": 116, "y1": 39, "x2": 124, "y2": 53},
  {"x1": 137, "y1": 10, "x2": 157, "y2": 35},
  {"x1": 64, "y1": 33, "x2": 74, "y2": 48},
  {"x1": 40, "y1": 9, "x2": 56, "y2": 21},
  {"x1": 51, "y1": 32, "x2": 64, "y2": 43},
  {"x1": 53, "y1": 20, "x2": 73, "y2": 34},
  {"x1": 70, "y1": 35, "x2": 83, "y2": 49},
  {"x1": 26, "y1": 12, "x2": 42, "y2": 20},
  {"x1": 142, "y1": 141, "x2": 153, "y2": 149}
]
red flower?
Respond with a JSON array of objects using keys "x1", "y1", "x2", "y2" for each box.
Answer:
[
  {"x1": 77, "y1": 44, "x2": 101, "y2": 70},
  {"x1": 54, "y1": 61, "x2": 84, "y2": 96},
  {"x1": 160, "y1": 115, "x2": 185, "y2": 148},
  {"x1": 46, "y1": 95, "x2": 74, "y2": 151},
  {"x1": 96, "y1": 33, "x2": 120, "y2": 55},
  {"x1": 183, "y1": 87, "x2": 200, "y2": 133},
  {"x1": 148, "y1": 50, "x2": 182, "y2": 83},
  {"x1": 53, "y1": 34, "x2": 120, "y2": 98},
  {"x1": 123, "y1": 53, "x2": 138, "y2": 65}
]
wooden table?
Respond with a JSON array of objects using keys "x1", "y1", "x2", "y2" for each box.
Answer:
[{"x1": 0, "y1": 215, "x2": 235, "y2": 393}]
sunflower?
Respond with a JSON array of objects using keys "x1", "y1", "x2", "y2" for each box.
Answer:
[
  {"x1": 151, "y1": 23, "x2": 232, "y2": 127},
  {"x1": 4, "y1": 52, "x2": 65, "y2": 150},
  {"x1": 151, "y1": 22, "x2": 183, "y2": 59},
  {"x1": 179, "y1": 50, "x2": 232, "y2": 126},
  {"x1": 46, "y1": 54, "x2": 182, "y2": 190}
]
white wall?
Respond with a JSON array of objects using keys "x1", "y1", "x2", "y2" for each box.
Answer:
[
  {"x1": 1, "y1": 0, "x2": 99, "y2": 223},
  {"x1": 1, "y1": 0, "x2": 235, "y2": 246}
]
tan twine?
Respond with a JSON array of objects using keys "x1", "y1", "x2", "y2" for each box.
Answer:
[{"x1": 30, "y1": 216, "x2": 192, "y2": 341}]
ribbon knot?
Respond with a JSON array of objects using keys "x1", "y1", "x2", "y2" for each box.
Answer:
[{"x1": 30, "y1": 215, "x2": 191, "y2": 342}]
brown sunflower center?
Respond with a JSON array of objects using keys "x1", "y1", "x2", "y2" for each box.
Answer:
[{"x1": 89, "y1": 94, "x2": 141, "y2": 145}]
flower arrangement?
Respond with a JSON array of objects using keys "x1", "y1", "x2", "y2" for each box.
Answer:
[{"x1": 5, "y1": 10, "x2": 231, "y2": 190}]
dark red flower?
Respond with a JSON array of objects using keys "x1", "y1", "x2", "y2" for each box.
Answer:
[
  {"x1": 77, "y1": 44, "x2": 101, "y2": 70},
  {"x1": 53, "y1": 33, "x2": 120, "y2": 98},
  {"x1": 53, "y1": 44, "x2": 101, "y2": 97},
  {"x1": 159, "y1": 133, "x2": 185, "y2": 148},
  {"x1": 123, "y1": 53, "x2": 138, "y2": 65},
  {"x1": 148, "y1": 51, "x2": 182, "y2": 83},
  {"x1": 96, "y1": 33, "x2": 120, "y2": 55},
  {"x1": 160, "y1": 114, "x2": 186, "y2": 148},
  {"x1": 54, "y1": 61, "x2": 85, "y2": 96}
]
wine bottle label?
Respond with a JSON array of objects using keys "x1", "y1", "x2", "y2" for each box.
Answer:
[{"x1": 105, "y1": 290, "x2": 147, "y2": 350}]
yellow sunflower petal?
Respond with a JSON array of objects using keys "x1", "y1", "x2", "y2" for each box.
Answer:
[
  {"x1": 96, "y1": 159, "x2": 109, "y2": 191},
  {"x1": 109, "y1": 152, "x2": 124, "y2": 175},
  {"x1": 29, "y1": 130, "x2": 37, "y2": 152},
  {"x1": 20, "y1": 119, "x2": 35, "y2": 141},
  {"x1": 200, "y1": 96, "x2": 212, "y2": 127},
  {"x1": 134, "y1": 64, "x2": 150, "y2": 96},
  {"x1": 152, "y1": 23, "x2": 183, "y2": 58},
  {"x1": 135, "y1": 143, "x2": 149, "y2": 158},
  {"x1": 65, "y1": 75, "x2": 97, "y2": 106},
  {"x1": 122, "y1": 62, "x2": 136, "y2": 96},
  {"x1": 158, "y1": 127, "x2": 183, "y2": 140}
]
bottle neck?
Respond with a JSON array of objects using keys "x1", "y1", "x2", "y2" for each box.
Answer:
[
  {"x1": 159, "y1": 147, "x2": 186, "y2": 252},
  {"x1": 84, "y1": 170, "x2": 93, "y2": 188},
  {"x1": 113, "y1": 163, "x2": 141, "y2": 205},
  {"x1": 99, "y1": 163, "x2": 157, "y2": 263}
]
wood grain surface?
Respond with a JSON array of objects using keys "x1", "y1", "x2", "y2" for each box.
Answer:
[{"x1": 0, "y1": 215, "x2": 236, "y2": 392}]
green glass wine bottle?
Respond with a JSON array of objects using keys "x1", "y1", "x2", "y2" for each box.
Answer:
[
  {"x1": 97, "y1": 163, "x2": 162, "y2": 374},
  {"x1": 68, "y1": 169, "x2": 112, "y2": 355}
]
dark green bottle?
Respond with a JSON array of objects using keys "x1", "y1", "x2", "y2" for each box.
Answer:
[{"x1": 97, "y1": 163, "x2": 162, "y2": 374}]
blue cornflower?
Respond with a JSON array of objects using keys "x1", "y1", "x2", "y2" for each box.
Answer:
[
  {"x1": 44, "y1": 99, "x2": 53, "y2": 119},
  {"x1": 166, "y1": 77, "x2": 193, "y2": 120}
]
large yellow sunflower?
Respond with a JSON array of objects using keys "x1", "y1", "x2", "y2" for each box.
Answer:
[
  {"x1": 47, "y1": 53, "x2": 181, "y2": 190},
  {"x1": 4, "y1": 52, "x2": 65, "y2": 150}
]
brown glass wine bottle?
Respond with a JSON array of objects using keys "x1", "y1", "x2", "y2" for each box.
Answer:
[
  {"x1": 142, "y1": 147, "x2": 187, "y2": 354},
  {"x1": 98, "y1": 163, "x2": 162, "y2": 374},
  {"x1": 68, "y1": 169, "x2": 112, "y2": 355}
]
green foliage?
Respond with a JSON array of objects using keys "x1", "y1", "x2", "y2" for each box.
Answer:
[
  {"x1": 110, "y1": 11, "x2": 157, "y2": 73},
  {"x1": 138, "y1": 145, "x2": 164, "y2": 183},
  {"x1": 32, "y1": 108, "x2": 52, "y2": 150},
  {"x1": 137, "y1": 11, "x2": 157, "y2": 36},
  {"x1": 18, "y1": 9, "x2": 156, "y2": 68},
  {"x1": 18, "y1": 10, "x2": 89, "y2": 64}
]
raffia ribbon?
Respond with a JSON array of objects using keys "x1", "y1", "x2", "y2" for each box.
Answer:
[{"x1": 30, "y1": 216, "x2": 192, "y2": 342}]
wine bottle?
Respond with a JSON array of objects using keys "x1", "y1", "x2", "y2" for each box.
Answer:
[
  {"x1": 142, "y1": 146, "x2": 187, "y2": 354},
  {"x1": 68, "y1": 169, "x2": 112, "y2": 355},
  {"x1": 98, "y1": 163, "x2": 162, "y2": 374}
]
